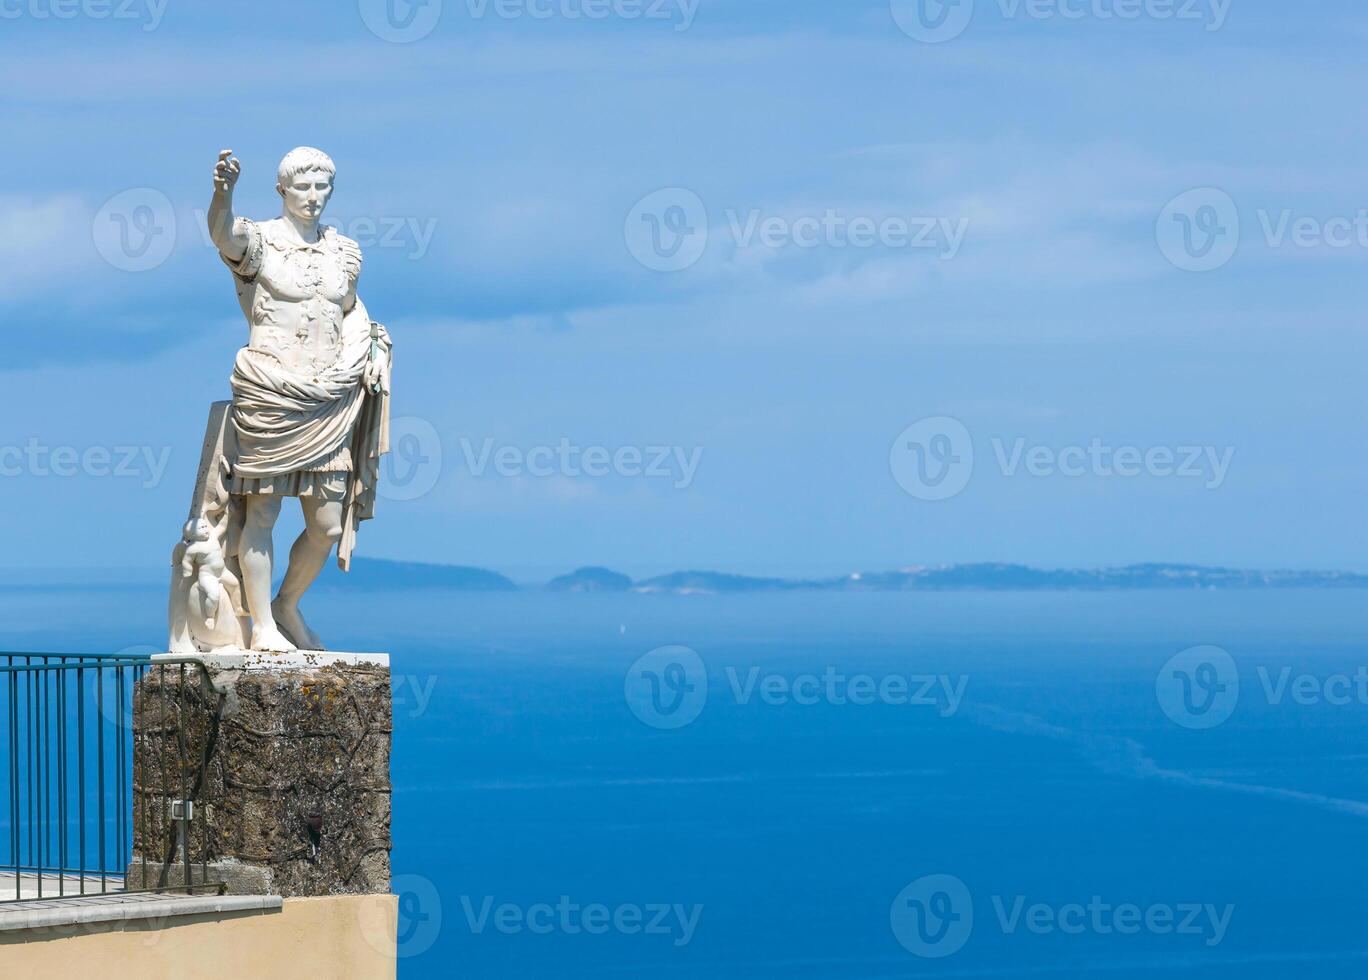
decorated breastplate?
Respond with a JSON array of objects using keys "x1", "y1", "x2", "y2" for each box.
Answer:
[{"x1": 244, "y1": 223, "x2": 361, "y2": 375}]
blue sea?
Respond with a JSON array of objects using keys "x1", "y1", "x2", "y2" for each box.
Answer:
[{"x1": 4, "y1": 586, "x2": 1368, "y2": 978}]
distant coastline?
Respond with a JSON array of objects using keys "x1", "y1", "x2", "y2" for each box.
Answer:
[
  {"x1": 11, "y1": 560, "x2": 1368, "y2": 595},
  {"x1": 321, "y1": 560, "x2": 1368, "y2": 594}
]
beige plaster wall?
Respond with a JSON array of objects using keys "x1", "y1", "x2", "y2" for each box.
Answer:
[{"x1": 0, "y1": 895, "x2": 397, "y2": 980}]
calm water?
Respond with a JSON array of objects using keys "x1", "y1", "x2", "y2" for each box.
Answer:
[{"x1": 4, "y1": 586, "x2": 1368, "y2": 977}]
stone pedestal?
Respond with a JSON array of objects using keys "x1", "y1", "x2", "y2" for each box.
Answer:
[{"x1": 129, "y1": 652, "x2": 392, "y2": 898}]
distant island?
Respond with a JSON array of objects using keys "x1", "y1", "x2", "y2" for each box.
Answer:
[
  {"x1": 319, "y1": 561, "x2": 1368, "y2": 594},
  {"x1": 546, "y1": 567, "x2": 633, "y2": 592}
]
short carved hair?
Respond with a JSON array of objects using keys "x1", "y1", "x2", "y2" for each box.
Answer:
[{"x1": 277, "y1": 147, "x2": 336, "y2": 187}]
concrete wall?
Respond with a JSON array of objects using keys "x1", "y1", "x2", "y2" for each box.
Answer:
[{"x1": 0, "y1": 895, "x2": 397, "y2": 980}]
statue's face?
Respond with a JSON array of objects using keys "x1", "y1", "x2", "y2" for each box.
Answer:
[{"x1": 279, "y1": 168, "x2": 334, "y2": 222}]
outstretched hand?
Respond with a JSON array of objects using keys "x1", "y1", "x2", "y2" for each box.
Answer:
[{"x1": 213, "y1": 149, "x2": 241, "y2": 193}]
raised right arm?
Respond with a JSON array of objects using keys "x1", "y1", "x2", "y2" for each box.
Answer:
[{"x1": 207, "y1": 149, "x2": 250, "y2": 262}]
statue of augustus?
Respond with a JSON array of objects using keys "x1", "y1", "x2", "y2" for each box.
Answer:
[{"x1": 167, "y1": 147, "x2": 392, "y2": 655}]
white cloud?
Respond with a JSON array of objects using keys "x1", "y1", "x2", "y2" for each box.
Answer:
[{"x1": 0, "y1": 194, "x2": 89, "y2": 298}]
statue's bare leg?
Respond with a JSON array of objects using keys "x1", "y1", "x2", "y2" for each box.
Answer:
[
  {"x1": 272, "y1": 496, "x2": 343, "y2": 651},
  {"x1": 240, "y1": 494, "x2": 295, "y2": 653}
]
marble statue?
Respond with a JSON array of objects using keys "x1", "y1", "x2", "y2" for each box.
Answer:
[{"x1": 168, "y1": 147, "x2": 393, "y2": 654}]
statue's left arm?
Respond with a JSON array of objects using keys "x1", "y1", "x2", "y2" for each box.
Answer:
[{"x1": 344, "y1": 295, "x2": 391, "y2": 394}]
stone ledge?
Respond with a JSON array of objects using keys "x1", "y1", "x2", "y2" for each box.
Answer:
[
  {"x1": 152, "y1": 650, "x2": 390, "y2": 671},
  {"x1": 0, "y1": 892, "x2": 282, "y2": 933}
]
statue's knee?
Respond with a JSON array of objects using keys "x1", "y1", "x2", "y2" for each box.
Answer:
[{"x1": 308, "y1": 512, "x2": 345, "y2": 545}]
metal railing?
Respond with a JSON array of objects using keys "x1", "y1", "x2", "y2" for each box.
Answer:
[{"x1": 1, "y1": 652, "x2": 226, "y2": 904}]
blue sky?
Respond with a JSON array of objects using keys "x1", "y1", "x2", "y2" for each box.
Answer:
[{"x1": 2, "y1": 0, "x2": 1367, "y2": 577}]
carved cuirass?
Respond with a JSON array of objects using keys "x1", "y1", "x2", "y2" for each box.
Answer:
[{"x1": 223, "y1": 218, "x2": 363, "y2": 376}]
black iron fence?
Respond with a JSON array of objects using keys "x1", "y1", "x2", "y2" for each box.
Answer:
[{"x1": 1, "y1": 652, "x2": 225, "y2": 903}]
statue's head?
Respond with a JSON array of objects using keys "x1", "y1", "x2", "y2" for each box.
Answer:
[
  {"x1": 276, "y1": 146, "x2": 336, "y2": 223},
  {"x1": 183, "y1": 517, "x2": 212, "y2": 543}
]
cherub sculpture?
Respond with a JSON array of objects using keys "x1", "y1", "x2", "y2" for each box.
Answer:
[{"x1": 179, "y1": 517, "x2": 225, "y2": 630}]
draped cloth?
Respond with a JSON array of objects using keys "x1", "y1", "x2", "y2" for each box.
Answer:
[{"x1": 229, "y1": 316, "x2": 391, "y2": 571}]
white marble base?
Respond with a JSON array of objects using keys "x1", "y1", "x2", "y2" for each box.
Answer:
[{"x1": 151, "y1": 650, "x2": 389, "y2": 671}]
